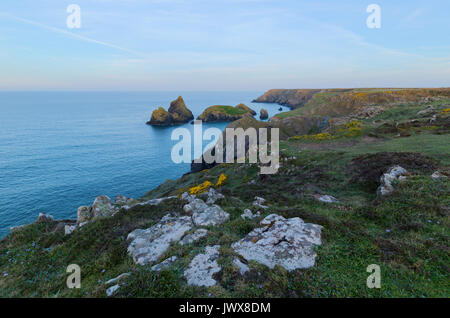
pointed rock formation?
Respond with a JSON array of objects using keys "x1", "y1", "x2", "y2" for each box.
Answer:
[{"x1": 147, "y1": 96, "x2": 194, "y2": 126}]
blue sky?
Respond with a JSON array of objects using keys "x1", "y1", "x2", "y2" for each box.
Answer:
[{"x1": 0, "y1": 0, "x2": 449, "y2": 90}]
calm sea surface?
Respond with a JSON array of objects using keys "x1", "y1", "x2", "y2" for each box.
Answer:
[{"x1": 0, "y1": 91, "x2": 284, "y2": 237}]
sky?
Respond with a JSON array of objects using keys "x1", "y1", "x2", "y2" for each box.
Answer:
[{"x1": 0, "y1": 0, "x2": 449, "y2": 91}]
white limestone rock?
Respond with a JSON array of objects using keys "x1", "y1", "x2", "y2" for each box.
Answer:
[
  {"x1": 431, "y1": 171, "x2": 447, "y2": 180},
  {"x1": 232, "y1": 214, "x2": 323, "y2": 271},
  {"x1": 180, "y1": 229, "x2": 208, "y2": 245},
  {"x1": 106, "y1": 284, "x2": 120, "y2": 297},
  {"x1": 184, "y1": 245, "x2": 221, "y2": 287},
  {"x1": 184, "y1": 198, "x2": 229, "y2": 226},
  {"x1": 314, "y1": 194, "x2": 339, "y2": 203},
  {"x1": 205, "y1": 188, "x2": 225, "y2": 205},
  {"x1": 151, "y1": 256, "x2": 178, "y2": 271},
  {"x1": 253, "y1": 196, "x2": 268, "y2": 210},
  {"x1": 64, "y1": 225, "x2": 77, "y2": 235},
  {"x1": 192, "y1": 205, "x2": 230, "y2": 227},
  {"x1": 92, "y1": 195, "x2": 118, "y2": 219},
  {"x1": 241, "y1": 209, "x2": 261, "y2": 220},
  {"x1": 114, "y1": 195, "x2": 133, "y2": 205},
  {"x1": 122, "y1": 196, "x2": 176, "y2": 211},
  {"x1": 77, "y1": 206, "x2": 93, "y2": 224},
  {"x1": 105, "y1": 272, "x2": 131, "y2": 286},
  {"x1": 377, "y1": 166, "x2": 408, "y2": 197},
  {"x1": 127, "y1": 214, "x2": 193, "y2": 265},
  {"x1": 233, "y1": 258, "x2": 250, "y2": 275}
]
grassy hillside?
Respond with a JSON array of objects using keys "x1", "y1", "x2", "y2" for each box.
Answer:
[
  {"x1": 1, "y1": 94, "x2": 449, "y2": 298},
  {"x1": 272, "y1": 88, "x2": 450, "y2": 119}
]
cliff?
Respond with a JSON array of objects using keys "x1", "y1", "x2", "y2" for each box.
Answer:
[{"x1": 1, "y1": 90, "x2": 449, "y2": 298}]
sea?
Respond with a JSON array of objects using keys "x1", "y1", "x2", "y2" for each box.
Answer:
[{"x1": 0, "y1": 91, "x2": 284, "y2": 237}]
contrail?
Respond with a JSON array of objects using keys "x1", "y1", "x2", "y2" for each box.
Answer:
[{"x1": 0, "y1": 12, "x2": 147, "y2": 58}]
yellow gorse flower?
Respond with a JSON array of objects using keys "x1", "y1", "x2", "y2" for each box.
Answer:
[
  {"x1": 189, "y1": 180, "x2": 213, "y2": 195},
  {"x1": 216, "y1": 174, "x2": 227, "y2": 187}
]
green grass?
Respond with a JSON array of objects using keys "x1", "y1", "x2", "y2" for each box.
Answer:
[{"x1": 1, "y1": 97, "x2": 449, "y2": 298}]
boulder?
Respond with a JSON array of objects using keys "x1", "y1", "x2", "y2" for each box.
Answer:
[
  {"x1": 127, "y1": 214, "x2": 193, "y2": 265},
  {"x1": 260, "y1": 108, "x2": 269, "y2": 120},
  {"x1": 151, "y1": 256, "x2": 178, "y2": 271},
  {"x1": 191, "y1": 201, "x2": 230, "y2": 226},
  {"x1": 417, "y1": 106, "x2": 435, "y2": 116},
  {"x1": 253, "y1": 196, "x2": 268, "y2": 210},
  {"x1": 114, "y1": 195, "x2": 133, "y2": 205},
  {"x1": 203, "y1": 188, "x2": 225, "y2": 205},
  {"x1": 180, "y1": 229, "x2": 208, "y2": 245},
  {"x1": 314, "y1": 194, "x2": 339, "y2": 203},
  {"x1": 122, "y1": 196, "x2": 177, "y2": 210},
  {"x1": 431, "y1": 171, "x2": 447, "y2": 180},
  {"x1": 65, "y1": 225, "x2": 77, "y2": 235},
  {"x1": 105, "y1": 273, "x2": 131, "y2": 286},
  {"x1": 184, "y1": 245, "x2": 221, "y2": 287},
  {"x1": 233, "y1": 258, "x2": 250, "y2": 275},
  {"x1": 106, "y1": 285, "x2": 120, "y2": 297},
  {"x1": 92, "y1": 195, "x2": 118, "y2": 219},
  {"x1": 377, "y1": 166, "x2": 408, "y2": 197},
  {"x1": 232, "y1": 214, "x2": 323, "y2": 271},
  {"x1": 77, "y1": 206, "x2": 93, "y2": 224},
  {"x1": 37, "y1": 213, "x2": 54, "y2": 223},
  {"x1": 241, "y1": 209, "x2": 260, "y2": 220}
]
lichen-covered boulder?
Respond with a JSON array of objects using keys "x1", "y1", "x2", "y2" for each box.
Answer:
[
  {"x1": 127, "y1": 214, "x2": 193, "y2": 265},
  {"x1": 180, "y1": 229, "x2": 208, "y2": 245},
  {"x1": 151, "y1": 256, "x2": 178, "y2": 271},
  {"x1": 377, "y1": 166, "x2": 408, "y2": 197},
  {"x1": 314, "y1": 194, "x2": 339, "y2": 203},
  {"x1": 184, "y1": 245, "x2": 221, "y2": 286},
  {"x1": 232, "y1": 214, "x2": 323, "y2": 271},
  {"x1": 77, "y1": 206, "x2": 93, "y2": 223},
  {"x1": 92, "y1": 195, "x2": 118, "y2": 219}
]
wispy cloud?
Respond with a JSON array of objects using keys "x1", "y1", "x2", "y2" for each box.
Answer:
[{"x1": 0, "y1": 12, "x2": 147, "y2": 58}]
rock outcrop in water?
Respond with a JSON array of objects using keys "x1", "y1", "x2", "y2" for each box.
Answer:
[
  {"x1": 147, "y1": 96, "x2": 194, "y2": 126},
  {"x1": 197, "y1": 104, "x2": 255, "y2": 122},
  {"x1": 260, "y1": 108, "x2": 268, "y2": 119}
]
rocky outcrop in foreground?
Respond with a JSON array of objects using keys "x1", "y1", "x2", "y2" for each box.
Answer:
[
  {"x1": 232, "y1": 214, "x2": 323, "y2": 270},
  {"x1": 123, "y1": 190, "x2": 324, "y2": 287},
  {"x1": 147, "y1": 96, "x2": 194, "y2": 126}
]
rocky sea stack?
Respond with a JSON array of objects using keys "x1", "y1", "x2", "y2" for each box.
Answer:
[
  {"x1": 197, "y1": 103, "x2": 255, "y2": 122},
  {"x1": 147, "y1": 96, "x2": 194, "y2": 126}
]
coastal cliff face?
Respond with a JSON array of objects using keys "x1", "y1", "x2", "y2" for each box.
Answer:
[
  {"x1": 147, "y1": 96, "x2": 194, "y2": 126},
  {"x1": 196, "y1": 104, "x2": 255, "y2": 122},
  {"x1": 253, "y1": 89, "x2": 325, "y2": 109}
]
